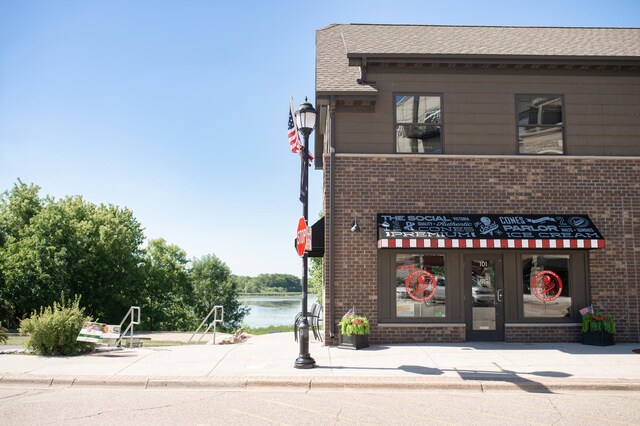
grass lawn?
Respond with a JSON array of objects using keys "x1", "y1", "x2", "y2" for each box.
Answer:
[
  {"x1": 6, "y1": 335, "x2": 27, "y2": 346},
  {"x1": 3, "y1": 326, "x2": 301, "y2": 349},
  {"x1": 140, "y1": 340, "x2": 185, "y2": 347},
  {"x1": 3, "y1": 335, "x2": 187, "y2": 348},
  {"x1": 241, "y1": 325, "x2": 294, "y2": 335}
]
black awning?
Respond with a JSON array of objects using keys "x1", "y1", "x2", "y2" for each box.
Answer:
[
  {"x1": 293, "y1": 217, "x2": 325, "y2": 257},
  {"x1": 377, "y1": 214, "x2": 605, "y2": 249},
  {"x1": 308, "y1": 217, "x2": 325, "y2": 257}
]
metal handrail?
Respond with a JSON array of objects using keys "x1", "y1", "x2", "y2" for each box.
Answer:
[
  {"x1": 114, "y1": 306, "x2": 140, "y2": 348},
  {"x1": 187, "y1": 305, "x2": 224, "y2": 345}
]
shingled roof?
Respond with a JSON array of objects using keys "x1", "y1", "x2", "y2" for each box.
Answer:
[{"x1": 316, "y1": 24, "x2": 640, "y2": 94}]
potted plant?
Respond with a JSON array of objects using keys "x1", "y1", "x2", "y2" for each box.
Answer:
[
  {"x1": 581, "y1": 312, "x2": 616, "y2": 346},
  {"x1": 338, "y1": 313, "x2": 370, "y2": 350}
]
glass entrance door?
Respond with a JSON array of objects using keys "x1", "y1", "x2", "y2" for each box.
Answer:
[{"x1": 465, "y1": 255, "x2": 504, "y2": 341}]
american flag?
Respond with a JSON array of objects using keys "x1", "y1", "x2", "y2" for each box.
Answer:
[
  {"x1": 288, "y1": 100, "x2": 313, "y2": 162},
  {"x1": 342, "y1": 307, "x2": 355, "y2": 319},
  {"x1": 579, "y1": 305, "x2": 594, "y2": 316},
  {"x1": 288, "y1": 109, "x2": 301, "y2": 154}
]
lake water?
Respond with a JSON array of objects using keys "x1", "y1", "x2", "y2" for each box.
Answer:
[{"x1": 240, "y1": 295, "x2": 317, "y2": 328}]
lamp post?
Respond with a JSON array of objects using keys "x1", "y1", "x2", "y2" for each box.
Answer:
[{"x1": 294, "y1": 98, "x2": 316, "y2": 369}]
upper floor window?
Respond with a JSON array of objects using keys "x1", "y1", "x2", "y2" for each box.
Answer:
[
  {"x1": 395, "y1": 94, "x2": 443, "y2": 154},
  {"x1": 517, "y1": 95, "x2": 564, "y2": 154}
]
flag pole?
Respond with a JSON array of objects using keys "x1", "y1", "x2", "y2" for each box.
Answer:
[{"x1": 294, "y1": 98, "x2": 316, "y2": 370}]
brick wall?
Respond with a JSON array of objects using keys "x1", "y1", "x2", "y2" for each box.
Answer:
[
  {"x1": 375, "y1": 326, "x2": 466, "y2": 344},
  {"x1": 505, "y1": 326, "x2": 582, "y2": 343},
  {"x1": 323, "y1": 154, "x2": 640, "y2": 344}
]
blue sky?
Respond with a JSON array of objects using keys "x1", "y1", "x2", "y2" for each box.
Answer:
[{"x1": 1, "y1": 1, "x2": 638, "y2": 277}]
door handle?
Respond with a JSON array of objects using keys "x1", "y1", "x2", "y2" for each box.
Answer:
[{"x1": 496, "y1": 289, "x2": 503, "y2": 303}]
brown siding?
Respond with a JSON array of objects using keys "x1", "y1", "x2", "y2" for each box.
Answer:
[
  {"x1": 334, "y1": 70, "x2": 640, "y2": 156},
  {"x1": 323, "y1": 154, "x2": 640, "y2": 344}
]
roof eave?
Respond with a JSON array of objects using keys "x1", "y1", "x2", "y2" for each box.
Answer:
[{"x1": 347, "y1": 53, "x2": 640, "y2": 66}]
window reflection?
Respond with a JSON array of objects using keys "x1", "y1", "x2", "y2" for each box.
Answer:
[
  {"x1": 517, "y1": 95, "x2": 564, "y2": 154},
  {"x1": 395, "y1": 95, "x2": 443, "y2": 154},
  {"x1": 395, "y1": 254, "x2": 446, "y2": 318},
  {"x1": 518, "y1": 96, "x2": 563, "y2": 125},
  {"x1": 472, "y1": 260, "x2": 496, "y2": 331},
  {"x1": 522, "y1": 255, "x2": 571, "y2": 318},
  {"x1": 518, "y1": 126, "x2": 563, "y2": 154}
]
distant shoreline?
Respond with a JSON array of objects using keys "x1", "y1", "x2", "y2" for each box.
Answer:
[
  {"x1": 240, "y1": 294, "x2": 317, "y2": 328},
  {"x1": 239, "y1": 292, "x2": 302, "y2": 298}
]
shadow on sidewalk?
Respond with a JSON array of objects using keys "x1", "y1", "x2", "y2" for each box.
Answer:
[
  {"x1": 444, "y1": 342, "x2": 640, "y2": 356},
  {"x1": 319, "y1": 362, "x2": 570, "y2": 393},
  {"x1": 317, "y1": 364, "x2": 443, "y2": 376},
  {"x1": 455, "y1": 366, "x2": 571, "y2": 393}
]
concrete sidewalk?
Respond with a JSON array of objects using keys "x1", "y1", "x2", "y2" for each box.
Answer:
[{"x1": 1, "y1": 332, "x2": 640, "y2": 392}]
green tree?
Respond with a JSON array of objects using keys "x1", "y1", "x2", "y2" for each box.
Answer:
[
  {"x1": 309, "y1": 257, "x2": 323, "y2": 305},
  {"x1": 191, "y1": 254, "x2": 248, "y2": 331},
  {"x1": 253, "y1": 273, "x2": 301, "y2": 292},
  {"x1": 0, "y1": 180, "x2": 249, "y2": 333},
  {"x1": 0, "y1": 180, "x2": 44, "y2": 246},
  {"x1": 50, "y1": 197, "x2": 146, "y2": 324},
  {"x1": 139, "y1": 238, "x2": 197, "y2": 331},
  {"x1": 233, "y1": 274, "x2": 260, "y2": 293},
  {"x1": 74, "y1": 201, "x2": 146, "y2": 323},
  {"x1": 308, "y1": 212, "x2": 324, "y2": 305},
  {"x1": 0, "y1": 189, "x2": 146, "y2": 328},
  {"x1": 0, "y1": 181, "x2": 45, "y2": 326},
  {"x1": 0, "y1": 200, "x2": 70, "y2": 326}
]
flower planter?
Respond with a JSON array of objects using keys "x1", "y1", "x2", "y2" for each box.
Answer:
[
  {"x1": 338, "y1": 333, "x2": 369, "y2": 350},
  {"x1": 582, "y1": 331, "x2": 614, "y2": 346}
]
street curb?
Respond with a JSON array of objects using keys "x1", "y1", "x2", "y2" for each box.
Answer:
[
  {"x1": 146, "y1": 377, "x2": 248, "y2": 389},
  {"x1": 0, "y1": 375, "x2": 54, "y2": 387},
  {"x1": 72, "y1": 377, "x2": 148, "y2": 388},
  {"x1": 247, "y1": 377, "x2": 312, "y2": 389},
  {"x1": 2, "y1": 374, "x2": 640, "y2": 392},
  {"x1": 309, "y1": 377, "x2": 483, "y2": 391}
]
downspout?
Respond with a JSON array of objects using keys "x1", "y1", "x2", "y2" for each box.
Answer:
[{"x1": 328, "y1": 95, "x2": 336, "y2": 338}]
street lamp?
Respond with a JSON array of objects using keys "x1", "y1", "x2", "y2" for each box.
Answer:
[{"x1": 294, "y1": 98, "x2": 316, "y2": 369}]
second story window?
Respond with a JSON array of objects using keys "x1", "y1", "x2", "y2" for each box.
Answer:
[
  {"x1": 395, "y1": 94, "x2": 443, "y2": 154},
  {"x1": 517, "y1": 95, "x2": 564, "y2": 154}
]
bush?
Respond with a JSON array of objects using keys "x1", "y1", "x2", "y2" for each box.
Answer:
[
  {"x1": 19, "y1": 295, "x2": 94, "y2": 355},
  {"x1": 0, "y1": 322, "x2": 7, "y2": 344}
]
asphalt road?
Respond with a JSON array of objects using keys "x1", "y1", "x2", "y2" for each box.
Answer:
[{"x1": 1, "y1": 386, "x2": 640, "y2": 425}]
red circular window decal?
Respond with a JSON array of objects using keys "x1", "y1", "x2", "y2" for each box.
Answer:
[
  {"x1": 405, "y1": 270, "x2": 438, "y2": 302},
  {"x1": 531, "y1": 270, "x2": 563, "y2": 302}
]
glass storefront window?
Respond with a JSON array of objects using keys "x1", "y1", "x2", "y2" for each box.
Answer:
[
  {"x1": 522, "y1": 254, "x2": 571, "y2": 318},
  {"x1": 395, "y1": 254, "x2": 446, "y2": 318},
  {"x1": 471, "y1": 259, "x2": 496, "y2": 330}
]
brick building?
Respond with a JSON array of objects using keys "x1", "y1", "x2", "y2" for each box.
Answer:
[{"x1": 313, "y1": 24, "x2": 640, "y2": 344}]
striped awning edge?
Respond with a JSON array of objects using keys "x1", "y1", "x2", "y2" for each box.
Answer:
[{"x1": 377, "y1": 238, "x2": 605, "y2": 249}]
